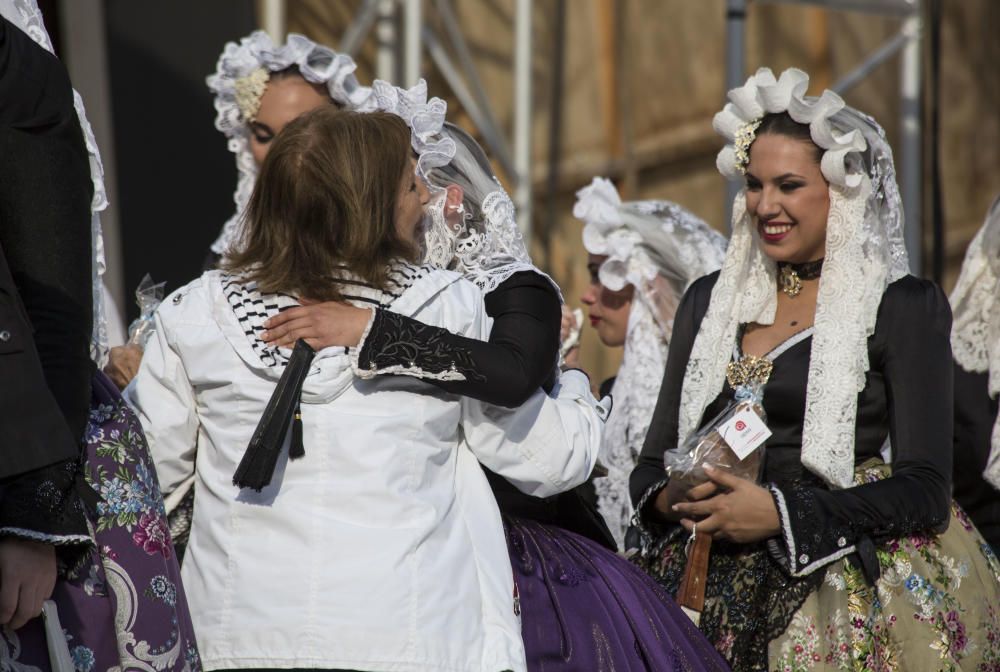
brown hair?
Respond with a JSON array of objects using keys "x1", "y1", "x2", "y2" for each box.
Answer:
[{"x1": 225, "y1": 107, "x2": 417, "y2": 300}]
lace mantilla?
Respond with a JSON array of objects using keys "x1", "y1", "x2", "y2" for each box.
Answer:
[
  {"x1": 682, "y1": 68, "x2": 909, "y2": 490},
  {"x1": 574, "y1": 177, "x2": 727, "y2": 545},
  {"x1": 207, "y1": 30, "x2": 376, "y2": 257},
  {"x1": 0, "y1": 0, "x2": 111, "y2": 364},
  {"x1": 950, "y1": 195, "x2": 1000, "y2": 489},
  {"x1": 424, "y1": 179, "x2": 547, "y2": 295}
]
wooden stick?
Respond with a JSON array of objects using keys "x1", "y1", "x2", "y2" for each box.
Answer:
[{"x1": 676, "y1": 531, "x2": 712, "y2": 625}]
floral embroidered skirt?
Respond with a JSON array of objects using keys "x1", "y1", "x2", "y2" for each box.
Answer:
[
  {"x1": 1, "y1": 372, "x2": 201, "y2": 672},
  {"x1": 635, "y1": 463, "x2": 1000, "y2": 672},
  {"x1": 507, "y1": 516, "x2": 730, "y2": 671}
]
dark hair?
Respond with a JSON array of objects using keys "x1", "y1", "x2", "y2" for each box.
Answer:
[
  {"x1": 754, "y1": 112, "x2": 823, "y2": 164},
  {"x1": 224, "y1": 107, "x2": 417, "y2": 299}
]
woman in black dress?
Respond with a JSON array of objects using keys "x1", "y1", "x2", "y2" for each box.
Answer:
[{"x1": 629, "y1": 67, "x2": 1000, "y2": 670}]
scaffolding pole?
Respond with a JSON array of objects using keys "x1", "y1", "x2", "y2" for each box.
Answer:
[
  {"x1": 899, "y1": 13, "x2": 922, "y2": 275},
  {"x1": 724, "y1": 0, "x2": 747, "y2": 229},
  {"x1": 403, "y1": 0, "x2": 422, "y2": 87},
  {"x1": 259, "y1": 0, "x2": 286, "y2": 42},
  {"x1": 513, "y1": 0, "x2": 533, "y2": 239}
]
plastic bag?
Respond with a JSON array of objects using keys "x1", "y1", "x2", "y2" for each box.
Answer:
[
  {"x1": 663, "y1": 357, "x2": 773, "y2": 501},
  {"x1": 126, "y1": 274, "x2": 166, "y2": 349}
]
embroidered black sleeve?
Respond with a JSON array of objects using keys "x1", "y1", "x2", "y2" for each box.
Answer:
[
  {"x1": 358, "y1": 309, "x2": 486, "y2": 383},
  {"x1": 0, "y1": 458, "x2": 93, "y2": 574},
  {"x1": 357, "y1": 273, "x2": 562, "y2": 407}
]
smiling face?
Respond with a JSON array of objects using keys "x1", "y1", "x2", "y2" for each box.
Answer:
[
  {"x1": 248, "y1": 74, "x2": 331, "y2": 166},
  {"x1": 580, "y1": 254, "x2": 634, "y2": 348},
  {"x1": 744, "y1": 132, "x2": 830, "y2": 264}
]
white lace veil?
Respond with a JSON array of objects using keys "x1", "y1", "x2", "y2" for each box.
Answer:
[
  {"x1": 206, "y1": 30, "x2": 377, "y2": 257},
  {"x1": 950, "y1": 195, "x2": 1000, "y2": 489},
  {"x1": 681, "y1": 67, "x2": 909, "y2": 490},
  {"x1": 0, "y1": 0, "x2": 111, "y2": 363},
  {"x1": 573, "y1": 177, "x2": 728, "y2": 547},
  {"x1": 417, "y1": 122, "x2": 555, "y2": 295}
]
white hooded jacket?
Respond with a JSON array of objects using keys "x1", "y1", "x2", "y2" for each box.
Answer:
[{"x1": 127, "y1": 266, "x2": 601, "y2": 672}]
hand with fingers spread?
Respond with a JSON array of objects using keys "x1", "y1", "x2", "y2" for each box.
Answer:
[
  {"x1": 261, "y1": 301, "x2": 372, "y2": 351},
  {"x1": 0, "y1": 538, "x2": 57, "y2": 630},
  {"x1": 669, "y1": 465, "x2": 781, "y2": 544}
]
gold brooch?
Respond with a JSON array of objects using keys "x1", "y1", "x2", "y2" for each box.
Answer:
[
  {"x1": 779, "y1": 265, "x2": 803, "y2": 298},
  {"x1": 726, "y1": 355, "x2": 774, "y2": 389}
]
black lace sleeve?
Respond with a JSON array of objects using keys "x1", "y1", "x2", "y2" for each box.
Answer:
[
  {"x1": 356, "y1": 271, "x2": 561, "y2": 408},
  {"x1": 0, "y1": 459, "x2": 93, "y2": 574},
  {"x1": 769, "y1": 277, "x2": 954, "y2": 578}
]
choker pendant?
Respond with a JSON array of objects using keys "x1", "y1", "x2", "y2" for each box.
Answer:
[{"x1": 777, "y1": 259, "x2": 823, "y2": 298}]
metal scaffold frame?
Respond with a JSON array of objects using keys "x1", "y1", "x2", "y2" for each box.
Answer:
[
  {"x1": 282, "y1": 0, "x2": 535, "y2": 240},
  {"x1": 725, "y1": 0, "x2": 924, "y2": 275}
]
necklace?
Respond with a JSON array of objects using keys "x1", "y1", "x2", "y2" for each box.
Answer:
[{"x1": 777, "y1": 258, "x2": 823, "y2": 298}]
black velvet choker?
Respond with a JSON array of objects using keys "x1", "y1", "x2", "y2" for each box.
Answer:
[{"x1": 777, "y1": 258, "x2": 823, "y2": 297}]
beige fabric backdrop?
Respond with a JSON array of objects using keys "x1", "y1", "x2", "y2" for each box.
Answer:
[{"x1": 283, "y1": 0, "x2": 1000, "y2": 384}]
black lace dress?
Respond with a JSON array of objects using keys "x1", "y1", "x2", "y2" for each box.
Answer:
[{"x1": 629, "y1": 272, "x2": 1000, "y2": 670}]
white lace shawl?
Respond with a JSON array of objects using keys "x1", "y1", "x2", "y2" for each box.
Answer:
[
  {"x1": 417, "y1": 122, "x2": 557, "y2": 296},
  {"x1": 682, "y1": 68, "x2": 909, "y2": 490},
  {"x1": 950, "y1": 195, "x2": 1000, "y2": 489},
  {"x1": 0, "y1": 0, "x2": 110, "y2": 363},
  {"x1": 574, "y1": 177, "x2": 728, "y2": 546},
  {"x1": 207, "y1": 30, "x2": 377, "y2": 256}
]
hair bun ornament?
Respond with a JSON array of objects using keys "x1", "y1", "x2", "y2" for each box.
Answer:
[{"x1": 713, "y1": 67, "x2": 868, "y2": 189}]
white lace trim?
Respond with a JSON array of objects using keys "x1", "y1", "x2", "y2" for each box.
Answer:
[
  {"x1": 207, "y1": 30, "x2": 377, "y2": 257},
  {"x1": 0, "y1": 0, "x2": 110, "y2": 363},
  {"x1": 573, "y1": 179, "x2": 727, "y2": 545},
  {"x1": 682, "y1": 69, "x2": 909, "y2": 490},
  {"x1": 950, "y1": 196, "x2": 1000, "y2": 489},
  {"x1": 0, "y1": 527, "x2": 93, "y2": 547}
]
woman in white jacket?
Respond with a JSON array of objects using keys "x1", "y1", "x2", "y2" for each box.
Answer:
[{"x1": 127, "y1": 107, "x2": 602, "y2": 672}]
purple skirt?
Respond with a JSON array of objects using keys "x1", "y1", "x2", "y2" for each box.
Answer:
[
  {"x1": 508, "y1": 517, "x2": 729, "y2": 671},
  {"x1": 1, "y1": 372, "x2": 201, "y2": 672}
]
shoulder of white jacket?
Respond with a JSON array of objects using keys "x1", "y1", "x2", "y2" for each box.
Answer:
[{"x1": 155, "y1": 272, "x2": 214, "y2": 326}]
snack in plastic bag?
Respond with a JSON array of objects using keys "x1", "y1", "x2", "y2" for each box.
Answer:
[
  {"x1": 663, "y1": 355, "x2": 773, "y2": 503},
  {"x1": 126, "y1": 274, "x2": 166, "y2": 349}
]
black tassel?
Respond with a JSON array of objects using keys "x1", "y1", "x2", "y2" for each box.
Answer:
[
  {"x1": 289, "y1": 404, "x2": 305, "y2": 460},
  {"x1": 233, "y1": 339, "x2": 315, "y2": 491}
]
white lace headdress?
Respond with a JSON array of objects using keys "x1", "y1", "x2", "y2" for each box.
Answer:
[
  {"x1": 950, "y1": 195, "x2": 1000, "y2": 489},
  {"x1": 681, "y1": 67, "x2": 909, "y2": 489},
  {"x1": 417, "y1": 122, "x2": 553, "y2": 295},
  {"x1": 206, "y1": 30, "x2": 377, "y2": 256},
  {"x1": 574, "y1": 177, "x2": 727, "y2": 546},
  {"x1": 0, "y1": 0, "x2": 111, "y2": 363}
]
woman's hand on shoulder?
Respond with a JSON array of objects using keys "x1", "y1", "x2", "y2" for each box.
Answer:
[
  {"x1": 262, "y1": 301, "x2": 372, "y2": 350},
  {"x1": 670, "y1": 466, "x2": 781, "y2": 544}
]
